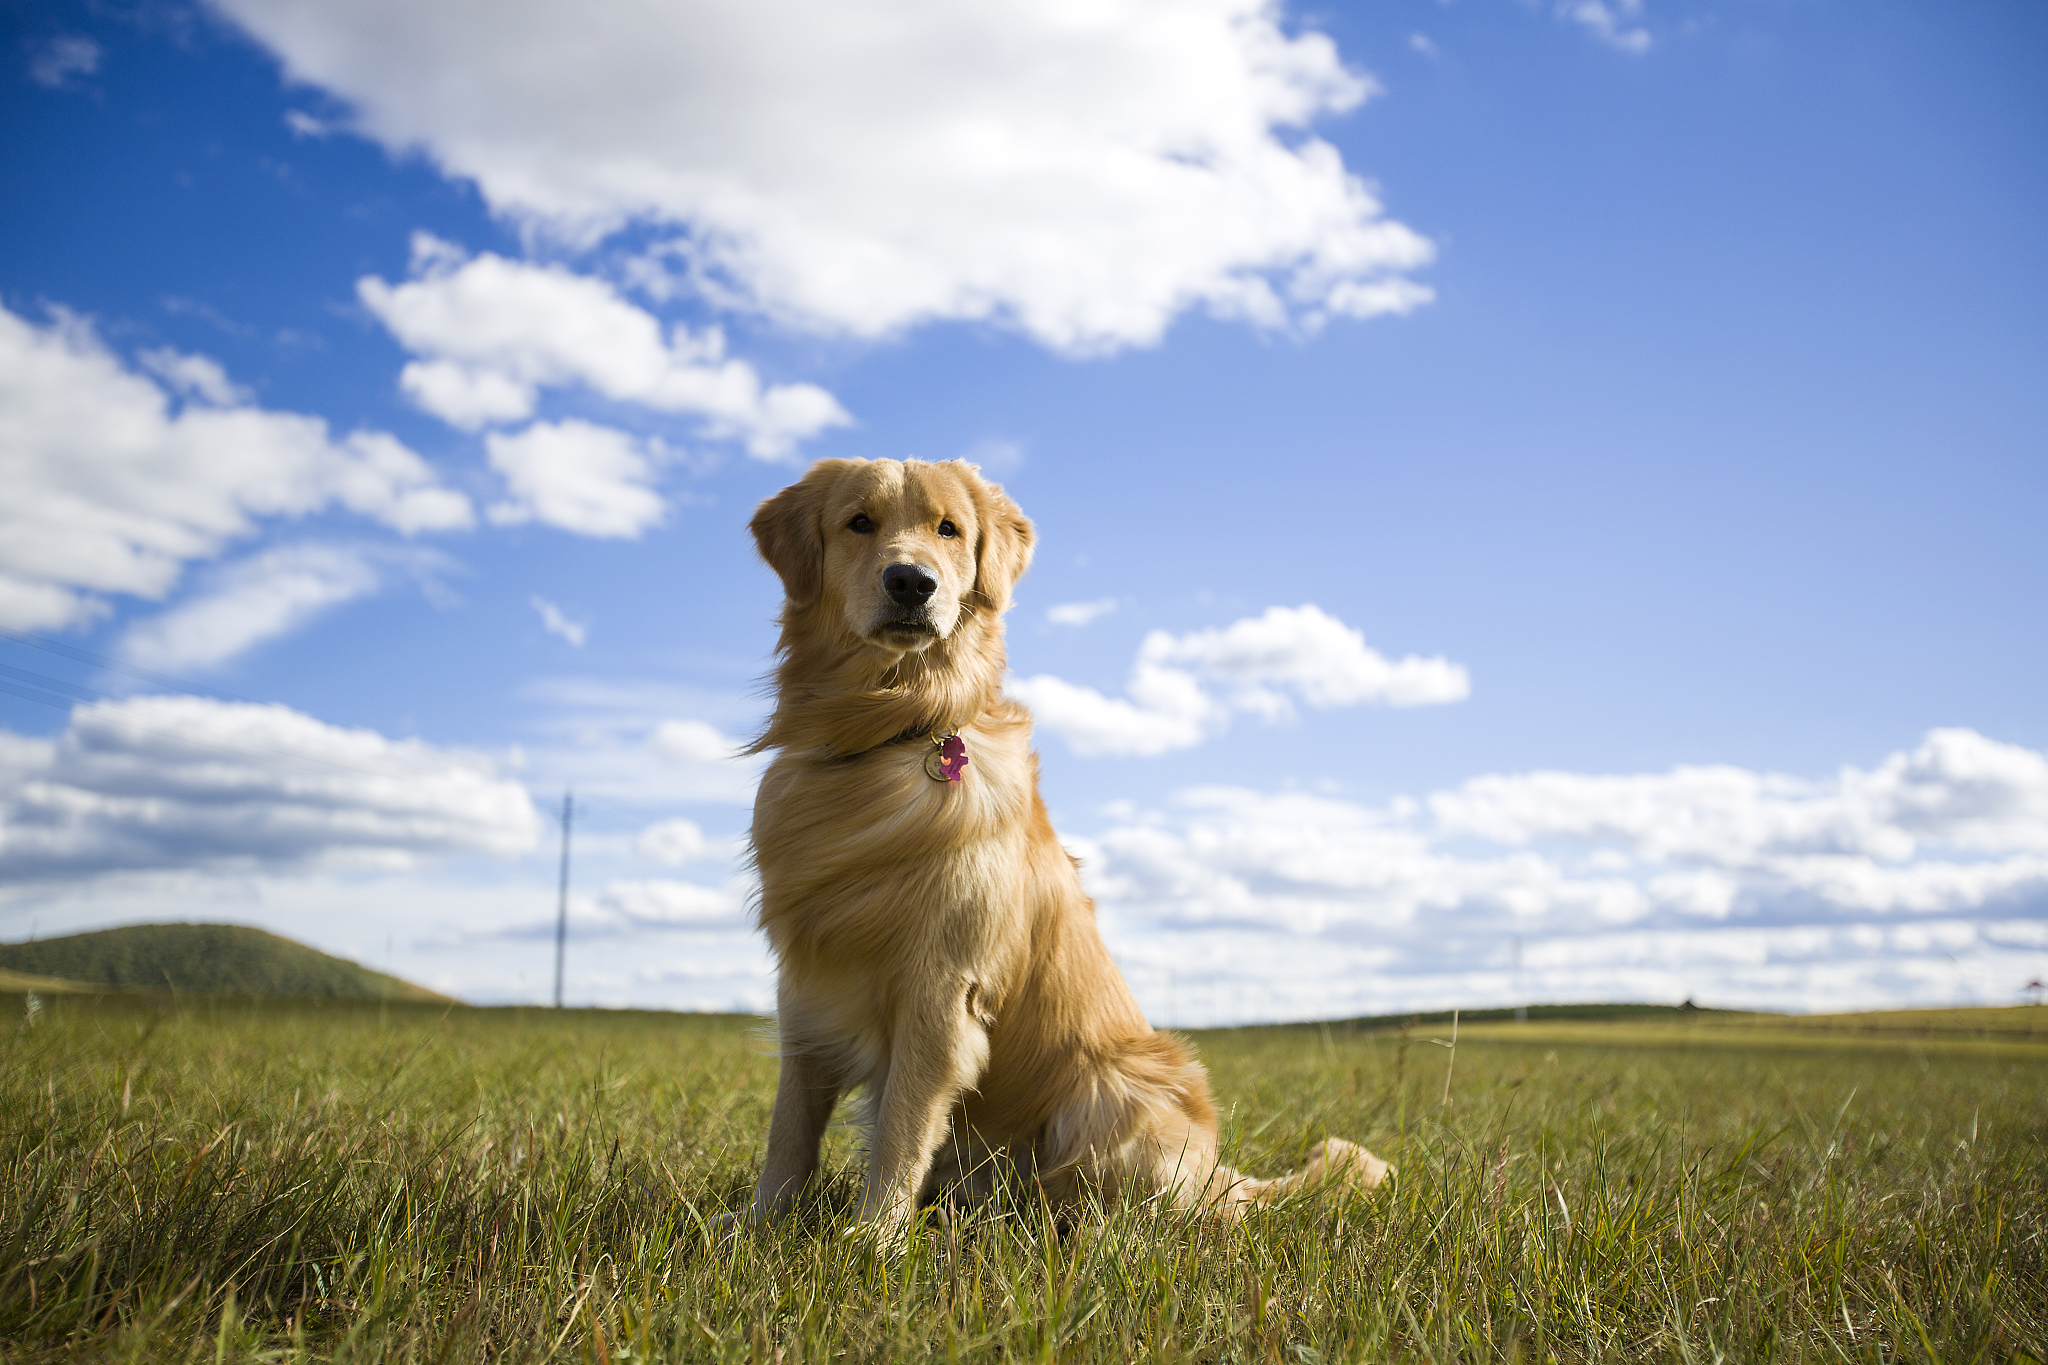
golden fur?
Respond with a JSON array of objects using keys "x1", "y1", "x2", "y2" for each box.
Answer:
[{"x1": 746, "y1": 457, "x2": 1388, "y2": 1232}]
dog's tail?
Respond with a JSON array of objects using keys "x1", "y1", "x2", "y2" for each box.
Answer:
[{"x1": 1215, "y1": 1137, "x2": 1392, "y2": 1212}]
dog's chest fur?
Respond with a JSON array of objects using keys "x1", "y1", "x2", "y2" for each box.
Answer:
[{"x1": 751, "y1": 704, "x2": 1042, "y2": 981}]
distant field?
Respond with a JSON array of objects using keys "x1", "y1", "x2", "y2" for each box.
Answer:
[{"x1": 2, "y1": 994, "x2": 2042, "y2": 1363}]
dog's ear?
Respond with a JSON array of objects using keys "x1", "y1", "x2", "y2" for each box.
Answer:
[
  {"x1": 970, "y1": 473, "x2": 1035, "y2": 614},
  {"x1": 750, "y1": 462, "x2": 845, "y2": 607}
]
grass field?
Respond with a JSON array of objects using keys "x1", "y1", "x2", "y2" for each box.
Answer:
[{"x1": 3, "y1": 993, "x2": 2044, "y2": 1363}]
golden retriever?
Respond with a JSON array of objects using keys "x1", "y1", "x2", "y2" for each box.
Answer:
[{"x1": 745, "y1": 457, "x2": 1388, "y2": 1234}]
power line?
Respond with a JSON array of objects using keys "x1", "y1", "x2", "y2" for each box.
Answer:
[
  {"x1": 0, "y1": 627, "x2": 246, "y2": 702},
  {"x1": 0, "y1": 660, "x2": 105, "y2": 704}
]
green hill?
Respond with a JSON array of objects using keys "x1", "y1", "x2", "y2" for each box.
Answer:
[{"x1": 0, "y1": 923, "x2": 453, "y2": 1002}]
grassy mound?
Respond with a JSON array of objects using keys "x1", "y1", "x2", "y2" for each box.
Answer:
[{"x1": 0, "y1": 922, "x2": 450, "y2": 1002}]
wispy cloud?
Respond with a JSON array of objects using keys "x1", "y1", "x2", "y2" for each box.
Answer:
[
  {"x1": 1046, "y1": 598, "x2": 1119, "y2": 628},
  {"x1": 28, "y1": 35, "x2": 99, "y2": 89},
  {"x1": 505, "y1": 678, "x2": 762, "y2": 806},
  {"x1": 1559, "y1": 0, "x2": 1652, "y2": 54},
  {"x1": 529, "y1": 595, "x2": 587, "y2": 647},
  {"x1": 120, "y1": 543, "x2": 428, "y2": 672}
]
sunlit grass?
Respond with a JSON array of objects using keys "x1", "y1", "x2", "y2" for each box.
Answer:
[{"x1": 3, "y1": 993, "x2": 2043, "y2": 1362}]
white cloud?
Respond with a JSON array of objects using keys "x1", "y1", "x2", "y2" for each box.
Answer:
[
  {"x1": 1559, "y1": 0, "x2": 1652, "y2": 54},
  {"x1": 491, "y1": 675, "x2": 765, "y2": 806},
  {"x1": 1046, "y1": 598, "x2": 1119, "y2": 628},
  {"x1": 649, "y1": 718, "x2": 741, "y2": 766},
  {"x1": 960, "y1": 437, "x2": 1027, "y2": 477},
  {"x1": 119, "y1": 543, "x2": 418, "y2": 672},
  {"x1": 283, "y1": 108, "x2": 330, "y2": 138},
  {"x1": 358, "y1": 235, "x2": 849, "y2": 456},
  {"x1": 211, "y1": 0, "x2": 1434, "y2": 353},
  {"x1": 28, "y1": 35, "x2": 100, "y2": 88},
  {"x1": 484, "y1": 420, "x2": 666, "y2": 538},
  {"x1": 635, "y1": 817, "x2": 711, "y2": 865},
  {"x1": 590, "y1": 877, "x2": 750, "y2": 931},
  {"x1": 497, "y1": 680, "x2": 764, "y2": 807},
  {"x1": 136, "y1": 347, "x2": 251, "y2": 406},
  {"x1": 1407, "y1": 33, "x2": 1440, "y2": 60},
  {"x1": 0, "y1": 695, "x2": 539, "y2": 883},
  {"x1": 454, "y1": 874, "x2": 754, "y2": 942},
  {"x1": 1076, "y1": 729, "x2": 2048, "y2": 1022},
  {"x1": 1149, "y1": 604, "x2": 1470, "y2": 712},
  {"x1": 0, "y1": 304, "x2": 472, "y2": 631},
  {"x1": 530, "y1": 595, "x2": 587, "y2": 648},
  {"x1": 1011, "y1": 604, "x2": 1468, "y2": 756},
  {"x1": 1007, "y1": 665, "x2": 1218, "y2": 758},
  {"x1": 1429, "y1": 729, "x2": 2048, "y2": 865}
]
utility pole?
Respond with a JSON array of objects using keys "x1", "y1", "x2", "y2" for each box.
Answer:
[{"x1": 553, "y1": 790, "x2": 573, "y2": 1009}]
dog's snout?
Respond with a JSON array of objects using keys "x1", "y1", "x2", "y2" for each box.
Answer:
[{"x1": 883, "y1": 562, "x2": 938, "y2": 607}]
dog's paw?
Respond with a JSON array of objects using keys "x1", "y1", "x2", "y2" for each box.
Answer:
[{"x1": 1305, "y1": 1137, "x2": 1393, "y2": 1191}]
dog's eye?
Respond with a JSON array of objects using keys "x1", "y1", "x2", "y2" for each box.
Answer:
[
  {"x1": 848, "y1": 514, "x2": 875, "y2": 534},
  {"x1": 937, "y1": 520, "x2": 958, "y2": 539}
]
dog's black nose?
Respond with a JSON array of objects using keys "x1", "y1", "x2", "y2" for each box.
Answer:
[{"x1": 883, "y1": 562, "x2": 938, "y2": 607}]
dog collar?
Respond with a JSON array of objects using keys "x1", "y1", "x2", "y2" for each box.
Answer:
[{"x1": 924, "y1": 732, "x2": 970, "y2": 783}]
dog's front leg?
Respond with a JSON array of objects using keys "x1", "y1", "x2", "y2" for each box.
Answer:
[
  {"x1": 858, "y1": 992, "x2": 989, "y2": 1232},
  {"x1": 751, "y1": 1049, "x2": 842, "y2": 1223}
]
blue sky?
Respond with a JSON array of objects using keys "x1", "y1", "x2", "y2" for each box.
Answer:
[{"x1": 3, "y1": 0, "x2": 2044, "y2": 1018}]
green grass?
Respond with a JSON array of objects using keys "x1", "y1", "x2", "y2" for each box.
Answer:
[
  {"x1": 3, "y1": 993, "x2": 2044, "y2": 1363},
  {"x1": 0, "y1": 924, "x2": 448, "y2": 1002}
]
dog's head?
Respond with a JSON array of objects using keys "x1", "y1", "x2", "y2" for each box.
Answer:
[{"x1": 750, "y1": 458, "x2": 1034, "y2": 655}]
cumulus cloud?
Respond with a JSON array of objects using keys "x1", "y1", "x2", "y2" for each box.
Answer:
[
  {"x1": 118, "y1": 543, "x2": 430, "y2": 672},
  {"x1": 0, "y1": 695, "x2": 539, "y2": 882},
  {"x1": 358, "y1": 235, "x2": 849, "y2": 456},
  {"x1": 1076, "y1": 729, "x2": 2048, "y2": 1022},
  {"x1": 1559, "y1": 0, "x2": 1652, "y2": 54},
  {"x1": 1046, "y1": 598, "x2": 1119, "y2": 628},
  {"x1": 1011, "y1": 604, "x2": 1468, "y2": 756},
  {"x1": 1429, "y1": 728, "x2": 2048, "y2": 865},
  {"x1": 529, "y1": 595, "x2": 587, "y2": 647},
  {"x1": 0, "y1": 304, "x2": 472, "y2": 631},
  {"x1": 484, "y1": 420, "x2": 666, "y2": 538},
  {"x1": 211, "y1": 0, "x2": 1434, "y2": 353},
  {"x1": 1151, "y1": 604, "x2": 1470, "y2": 712}
]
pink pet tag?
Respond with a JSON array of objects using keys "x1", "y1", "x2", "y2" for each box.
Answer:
[{"x1": 925, "y1": 733, "x2": 970, "y2": 782}]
